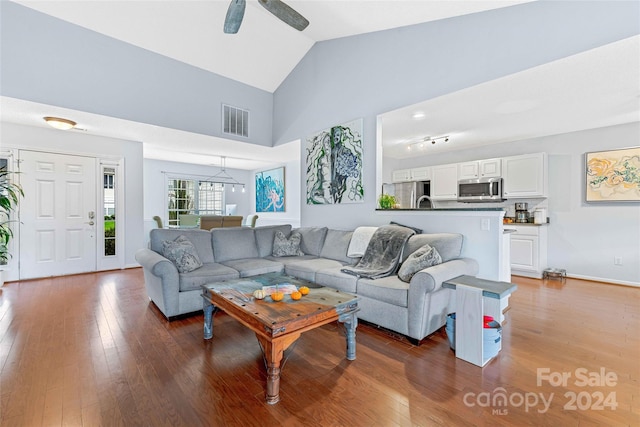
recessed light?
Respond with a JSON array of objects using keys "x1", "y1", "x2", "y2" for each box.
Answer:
[{"x1": 411, "y1": 112, "x2": 426, "y2": 120}]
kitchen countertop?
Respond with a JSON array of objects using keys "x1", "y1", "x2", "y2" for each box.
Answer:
[
  {"x1": 376, "y1": 207, "x2": 504, "y2": 212},
  {"x1": 503, "y1": 219, "x2": 550, "y2": 226}
]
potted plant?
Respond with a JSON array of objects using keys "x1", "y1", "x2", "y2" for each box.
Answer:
[
  {"x1": 378, "y1": 194, "x2": 397, "y2": 210},
  {"x1": 0, "y1": 169, "x2": 24, "y2": 281}
]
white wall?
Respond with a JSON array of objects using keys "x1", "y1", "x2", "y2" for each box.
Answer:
[{"x1": 1, "y1": 122, "x2": 144, "y2": 275}]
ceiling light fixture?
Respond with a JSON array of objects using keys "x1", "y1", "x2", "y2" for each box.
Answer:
[
  {"x1": 411, "y1": 112, "x2": 426, "y2": 120},
  {"x1": 43, "y1": 116, "x2": 77, "y2": 130},
  {"x1": 206, "y1": 156, "x2": 245, "y2": 191},
  {"x1": 406, "y1": 135, "x2": 450, "y2": 151}
]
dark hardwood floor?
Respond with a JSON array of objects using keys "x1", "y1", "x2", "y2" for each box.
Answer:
[{"x1": 0, "y1": 269, "x2": 638, "y2": 426}]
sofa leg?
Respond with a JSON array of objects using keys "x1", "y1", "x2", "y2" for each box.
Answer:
[{"x1": 408, "y1": 337, "x2": 422, "y2": 346}]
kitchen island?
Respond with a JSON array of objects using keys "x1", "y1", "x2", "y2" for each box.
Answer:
[{"x1": 375, "y1": 208, "x2": 508, "y2": 282}]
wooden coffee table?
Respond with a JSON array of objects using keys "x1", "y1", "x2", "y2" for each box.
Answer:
[{"x1": 201, "y1": 273, "x2": 359, "y2": 404}]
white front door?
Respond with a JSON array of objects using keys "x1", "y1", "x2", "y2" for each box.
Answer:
[{"x1": 19, "y1": 150, "x2": 97, "y2": 279}]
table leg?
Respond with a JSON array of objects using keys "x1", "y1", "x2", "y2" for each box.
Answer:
[
  {"x1": 255, "y1": 333, "x2": 300, "y2": 404},
  {"x1": 203, "y1": 301, "x2": 217, "y2": 340},
  {"x1": 339, "y1": 312, "x2": 358, "y2": 361}
]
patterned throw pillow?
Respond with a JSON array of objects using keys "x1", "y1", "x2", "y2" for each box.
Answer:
[
  {"x1": 272, "y1": 231, "x2": 305, "y2": 257},
  {"x1": 398, "y1": 243, "x2": 442, "y2": 282},
  {"x1": 162, "y1": 235, "x2": 203, "y2": 273}
]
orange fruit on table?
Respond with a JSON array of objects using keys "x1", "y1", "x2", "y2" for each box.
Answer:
[
  {"x1": 271, "y1": 291, "x2": 284, "y2": 302},
  {"x1": 290, "y1": 291, "x2": 302, "y2": 300},
  {"x1": 299, "y1": 286, "x2": 310, "y2": 295}
]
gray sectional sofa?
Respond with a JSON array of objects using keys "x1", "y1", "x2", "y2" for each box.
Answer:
[{"x1": 135, "y1": 224, "x2": 479, "y2": 342}]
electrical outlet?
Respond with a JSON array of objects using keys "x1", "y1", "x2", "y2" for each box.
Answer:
[
  {"x1": 481, "y1": 218, "x2": 490, "y2": 231},
  {"x1": 614, "y1": 256, "x2": 623, "y2": 266}
]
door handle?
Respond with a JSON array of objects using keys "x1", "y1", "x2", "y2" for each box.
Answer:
[{"x1": 85, "y1": 221, "x2": 95, "y2": 226}]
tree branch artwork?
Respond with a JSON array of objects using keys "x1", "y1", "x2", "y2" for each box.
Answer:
[{"x1": 306, "y1": 119, "x2": 363, "y2": 205}]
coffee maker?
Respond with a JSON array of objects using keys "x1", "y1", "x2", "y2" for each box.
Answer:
[{"x1": 515, "y1": 202, "x2": 530, "y2": 223}]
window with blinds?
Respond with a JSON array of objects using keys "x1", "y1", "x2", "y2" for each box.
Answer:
[{"x1": 167, "y1": 179, "x2": 224, "y2": 227}]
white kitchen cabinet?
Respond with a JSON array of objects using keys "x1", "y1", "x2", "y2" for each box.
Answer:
[
  {"x1": 431, "y1": 163, "x2": 458, "y2": 200},
  {"x1": 392, "y1": 169, "x2": 412, "y2": 183},
  {"x1": 503, "y1": 153, "x2": 547, "y2": 198},
  {"x1": 458, "y1": 161, "x2": 479, "y2": 180},
  {"x1": 391, "y1": 167, "x2": 432, "y2": 182},
  {"x1": 410, "y1": 166, "x2": 432, "y2": 181},
  {"x1": 508, "y1": 225, "x2": 548, "y2": 278},
  {"x1": 458, "y1": 158, "x2": 502, "y2": 180},
  {"x1": 480, "y1": 158, "x2": 502, "y2": 178}
]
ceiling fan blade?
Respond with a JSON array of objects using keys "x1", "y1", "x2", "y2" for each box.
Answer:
[
  {"x1": 258, "y1": 0, "x2": 309, "y2": 31},
  {"x1": 224, "y1": 0, "x2": 246, "y2": 34}
]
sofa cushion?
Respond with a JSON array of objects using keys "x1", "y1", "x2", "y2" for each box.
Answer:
[
  {"x1": 211, "y1": 227, "x2": 259, "y2": 262},
  {"x1": 357, "y1": 276, "x2": 410, "y2": 307},
  {"x1": 162, "y1": 235, "x2": 203, "y2": 273},
  {"x1": 150, "y1": 228, "x2": 215, "y2": 263},
  {"x1": 254, "y1": 224, "x2": 293, "y2": 257},
  {"x1": 285, "y1": 258, "x2": 346, "y2": 282},
  {"x1": 264, "y1": 254, "x2": 318, "y2": 265},
  {"x1": 403, "y1": 233, "x2": 463, "y2": 263},
  {"x1": 293, "y1": 227, "x2": 328, "y2": 256},
  {"x1": 320, "y1": 229, "x2": 354, "y2": 264},
  {"x1": 398, "y1": 244, "x2": 443, "y2": 282},
  {"x1": 220, "y1": 258, "x2": 284, "y2": 278},
  {"x1": 178, "y1": 262, "x2": 240, "y2": 292},
  {"x1": 272, "y1": 231, "x2": 304, "y2": 257},
  {"x1": 315, "y1": 266, "x2": 358, "y2": 293}
]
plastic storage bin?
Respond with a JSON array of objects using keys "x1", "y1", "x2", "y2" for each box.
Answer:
[{"x1": 446, "y1": 313, "x2": 502, "y2": 360}]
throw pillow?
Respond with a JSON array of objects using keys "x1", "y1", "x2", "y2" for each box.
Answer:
[
  {"x1": 272, "y1": 231, "x2": 304, "y2": 257},
  {"x1": 162, "y1": 235, "x2": 203, "y2": 273},
  {"x1": 398, "y1": 243, "x2": 442, "y2": 282},
  {"x1": 390, "y1": 221, "x2": 423, "y2": 234}
]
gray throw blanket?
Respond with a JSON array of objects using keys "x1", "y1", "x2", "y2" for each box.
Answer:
[{"x1": 341, "y1": 225, "x2": 415, "y2": 279}]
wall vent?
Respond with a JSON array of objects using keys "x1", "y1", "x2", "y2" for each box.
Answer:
[{"x1": 222, "y1": 104, "x2": 249, "y2": 138}]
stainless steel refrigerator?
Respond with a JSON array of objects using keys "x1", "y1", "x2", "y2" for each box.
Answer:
[{"x1": 382, "y1": 181, "x2": 427, "y2": 209}]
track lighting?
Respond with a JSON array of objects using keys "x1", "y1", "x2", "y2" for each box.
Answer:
[{"x1": 406, "y1": 135, "x2": 451, "y2": 150}]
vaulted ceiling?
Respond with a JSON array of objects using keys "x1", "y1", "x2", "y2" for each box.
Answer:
[{"x1": 3, "y1": 1, "x2": 639, "y2": 169}]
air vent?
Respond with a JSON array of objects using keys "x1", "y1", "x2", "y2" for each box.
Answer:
[{"x1": 222, "y1": 104, "x2": 249, "y2": 138}]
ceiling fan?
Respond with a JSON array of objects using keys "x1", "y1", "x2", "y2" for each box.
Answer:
[{"x1": 224, "y1": 0, "x2": 309, "y2": 34}]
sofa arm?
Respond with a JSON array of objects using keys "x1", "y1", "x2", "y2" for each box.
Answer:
[
  {"x1": 409, "y1": 257, "x2": 479, "y2": 294},
  {"x1": 135, "y1": 248, "x2": 180, "y2": 317},
  {"x1": 406, "y1": 258, "x2": 479, "y2": 340}
]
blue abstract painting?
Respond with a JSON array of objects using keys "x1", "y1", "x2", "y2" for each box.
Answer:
[
  {"x1": 306, "y1": 118, "x2": 363, "y2": 205},
  {"x1": 255, "y1": 167, "x2": 285, "y2": 212}
]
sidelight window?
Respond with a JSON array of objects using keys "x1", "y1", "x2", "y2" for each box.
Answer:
[{"x1": 103, "y1": 167, "x2": 116, "y2": 256}]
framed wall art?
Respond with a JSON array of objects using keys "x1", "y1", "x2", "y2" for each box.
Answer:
[
  {"x1": 586, "y1": 146, "x2": 640, "y2": 202},
  {"x1": 306, "y1": 118, "x2": 364, "y2": 205},
  {"x1": 255, "y1": 167, "x2": 285, "y2": 212}
]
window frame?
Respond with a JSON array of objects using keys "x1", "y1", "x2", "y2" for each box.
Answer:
[{"x1": 166, "y1": 175, "x2": 225, "y2": 227}]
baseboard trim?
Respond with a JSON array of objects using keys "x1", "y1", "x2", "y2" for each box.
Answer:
[{"x1": 566, "y1": 273, "x2": 639, "y2": 288}]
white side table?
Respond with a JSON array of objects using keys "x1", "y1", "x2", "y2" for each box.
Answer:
[{"x1": 443, "y1": 275, "x2": 517, "y2": 367}]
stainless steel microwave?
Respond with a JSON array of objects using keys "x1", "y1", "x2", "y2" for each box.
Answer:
[{"x1": 457, "y1": 177, "x2": 504, "y2": 202}]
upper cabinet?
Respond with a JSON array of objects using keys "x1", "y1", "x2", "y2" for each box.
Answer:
[
  {"x1": 458, "y1": 158, "x2": 502, "y2": 180},
  {"x1": 502, "y1": 153, "x2": 547, "y2": 198},
  {"x1": 391, "y1": 168, "x2": 412, "y2": 183},
  {"x1": 390, "y1": 152, "x2": 547, "y2": 200},
  {"x1": 391, "y1": 166, "x2": 432, "y2": 183},
  {"x1": 431, "y1": 163, "x2": 458, "y2": 200},
  {"x1": 410, "y1": 166, "x2": 432, "y2": 181}
]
